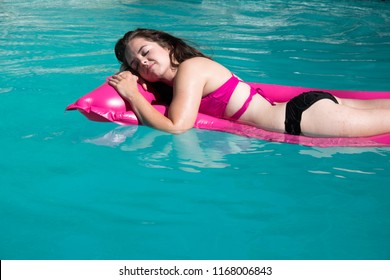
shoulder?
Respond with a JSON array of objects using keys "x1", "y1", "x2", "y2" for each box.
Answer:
[
  {"x1": 174, "y1": 57, "x2": 234, "y2": 95},
  {"x1": 177, "y1": 57, "x2": 230, "y2": 78},
  {"x1": 179, "y1": 57, "x2": 216, "y2": 71},
  {"x1": 173, "y1": 58, "x2": 209, "y2": 90},
  {"x1": 174, "y1": 57, "x2": 216, "y2": 84}
]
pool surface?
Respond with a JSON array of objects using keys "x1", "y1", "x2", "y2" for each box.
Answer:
[{"x1": 1, "y1": 0, "x2": 389, "y2": 260}]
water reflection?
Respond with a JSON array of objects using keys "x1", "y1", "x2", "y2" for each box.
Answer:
[
  {"x1": 82, "y1": 125, "x2": 390, "y2": 173},
  {"x1": 83, "y1": 126, "x2": 258, "y2": 171},
  {"x1": 300, "y1": 146, "x2": 389, "y2": 181},
  {"x1": 299, "y1": 146, "x2": 389, "y2": 158}
]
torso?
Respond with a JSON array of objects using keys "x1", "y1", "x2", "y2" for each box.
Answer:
[
  {"x1": 173, "y1": 57, "x2": 286, "y2": 132},
  {"x1": 199, "y1": 74, "x2": 240, "y2": 118}
]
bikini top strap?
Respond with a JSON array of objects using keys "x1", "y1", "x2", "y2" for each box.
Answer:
[
  {"x1": 229, "y1": 86, "x2": 256, "y2": 120},
  {"x1": 256, "y1": 87, "x2": 276, "y2": 106},
  {"x1": 229, "y1": 84, "x2": 275, "y2": 120}
]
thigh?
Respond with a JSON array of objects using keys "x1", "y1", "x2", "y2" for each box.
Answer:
[
  {"x1": 300, "y1": 99, "x2": 388, "y2": 137},
  {"x1": 337, "y1": 97, "x2": 390, "y2": 110}
]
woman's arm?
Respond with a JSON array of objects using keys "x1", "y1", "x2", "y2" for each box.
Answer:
[{"x1": 108, "y1": 58, "x2": 207, "y2": 134}]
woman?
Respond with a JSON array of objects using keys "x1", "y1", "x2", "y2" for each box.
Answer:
[{"x1": 108, "y1": 28, "x2": 390, "y2": 137}]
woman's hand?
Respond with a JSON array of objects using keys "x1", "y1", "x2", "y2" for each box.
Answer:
[{"x1": 108, "y1": 71, "x2": 147, "y2": 101}]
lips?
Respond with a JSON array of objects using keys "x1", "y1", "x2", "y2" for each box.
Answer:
[
  {"x1": 145, "y1": 63, "x2": 156, "y2": 76},
  {"x1": 140, "y1": 62, "x2": 156, "y2": 78}
]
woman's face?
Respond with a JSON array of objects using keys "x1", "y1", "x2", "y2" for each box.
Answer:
[{"x1": 125, "y1": 37, "x2": 172, "y2": 82}]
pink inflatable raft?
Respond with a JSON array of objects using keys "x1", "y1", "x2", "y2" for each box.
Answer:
[{"x1": 66, "y1": 79, "x2": 390, "y2": 147}]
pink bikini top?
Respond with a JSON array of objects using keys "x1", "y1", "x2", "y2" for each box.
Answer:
[{"x1": 199, "y1": 74, "x2": 275, "y2": 120}]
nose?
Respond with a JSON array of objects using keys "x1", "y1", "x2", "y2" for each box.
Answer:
[{"x1": 141, "y1": 58, "x2": 148, "y2": 66}]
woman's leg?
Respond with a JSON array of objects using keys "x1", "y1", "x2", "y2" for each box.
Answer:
[
  {"x1": 337, "y1": 97, "x2": 390, "y2": 110},
  {"x1": 300, "y1": 99, "x2": 390, "y2": 137}
]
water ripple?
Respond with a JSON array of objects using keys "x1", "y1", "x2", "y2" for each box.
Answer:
[{"x1": 333, "y1": 167, "x2": 376, "y2": 175}]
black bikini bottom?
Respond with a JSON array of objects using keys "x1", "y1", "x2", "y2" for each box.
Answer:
[{"x1": 285, "y1": 91, "x2": 339, "y2": 135}]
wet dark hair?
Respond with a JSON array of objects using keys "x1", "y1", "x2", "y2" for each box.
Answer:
[{"x1": 114, "y1": 28, "x2": 211, "y2": 71}]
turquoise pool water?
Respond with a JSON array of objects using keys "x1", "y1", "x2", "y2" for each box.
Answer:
[{"x1": 1, "y1": 0, "x2": 389, "y2": 260}]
